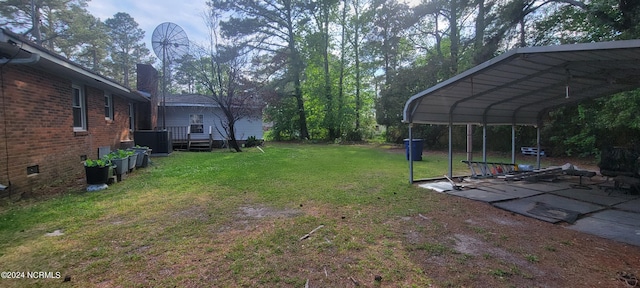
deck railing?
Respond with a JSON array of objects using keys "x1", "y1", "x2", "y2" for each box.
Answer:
[
  {"x1": 165, "y1": 126, "x2": 214, "y2": 151},
  {"x1": 166, "y1": 126, "x2": 189, "y2": 143}
]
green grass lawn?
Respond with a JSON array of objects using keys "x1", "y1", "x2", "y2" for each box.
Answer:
[{"x1": 0, "y1": 143, "x2": 563, "y2": 287}]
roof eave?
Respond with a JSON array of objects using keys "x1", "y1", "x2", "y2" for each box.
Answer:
[{"x1": 0, "y1": 28, "x2": 148, "y2": 103}]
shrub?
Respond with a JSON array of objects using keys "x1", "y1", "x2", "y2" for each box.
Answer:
[{"x1": 245, "y1": 136, "x2": 263, "y2": 147}]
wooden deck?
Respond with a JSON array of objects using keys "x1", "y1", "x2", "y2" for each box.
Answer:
[{"x1": 167, "y1": 126, "x2": 214, "y2": 152}]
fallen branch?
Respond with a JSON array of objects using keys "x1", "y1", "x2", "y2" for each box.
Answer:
[
  {"x1": 349, "y1": 276, "x2": 360, "y2": 286},
  {"x1": 299, "y1": 225, "x2": 324, "y2": 241},
  {"x1": 418, "y1": 213, "x2": 429, "y2": 220}
]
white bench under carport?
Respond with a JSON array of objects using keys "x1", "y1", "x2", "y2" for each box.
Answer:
[{"x1": 521, "y1": 147, "x2": 545, "y2": 156}]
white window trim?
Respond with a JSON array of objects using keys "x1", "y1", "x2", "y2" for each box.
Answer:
[
  {"x1": 72, "y1": 84, "x2": 86, "y2": 131},
  {"x1": 190, "y1": 114, "x2": 204, "y2": 134},
  {"x1": 104, "y1": 93, "x2": 113, "y2": 120}
]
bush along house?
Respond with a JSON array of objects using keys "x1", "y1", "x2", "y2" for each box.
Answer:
[{"x1": 0, "y1": 28, "x2": 158, "y2": 199}]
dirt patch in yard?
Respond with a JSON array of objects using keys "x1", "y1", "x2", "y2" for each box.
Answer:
[
  {"x1": 237, "y1": 205, "x2": 303, "y2": 219},
  {"x1": 202, "y1": 199, "x2": 640, "y2": 287},
  {"x1": 391, "y1": 192, "x2": 640, "y2": 287}
]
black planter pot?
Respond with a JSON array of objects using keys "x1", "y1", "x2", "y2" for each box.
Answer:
[{"x1": 85, "y1": 165, "x2": 110, "y2": 185}]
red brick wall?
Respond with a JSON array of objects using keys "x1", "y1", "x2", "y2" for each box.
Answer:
[{"x1": 0, "y1": 65, "x2": 136, "y2": 198}]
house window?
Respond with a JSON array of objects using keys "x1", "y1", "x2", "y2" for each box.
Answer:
[
  {"x1": 190, "y1": 114, "x2": 203, "y2": 133},
  {"x1": 104, "y1": 93, "x2": 113, "y2": 120},
  {"x1": 72, "y1": 84, "x2": 86, "y2": 131}
]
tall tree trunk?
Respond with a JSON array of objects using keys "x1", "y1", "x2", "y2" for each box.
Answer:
[
  {"x1": 92, "y1": 49, "x2": 98, "y2": 71},
  {"x1": 291, "y1": 47, "x2": 309, "y2": 139},
  {"x1": 286, "y1": 2, "x2": 309, "y2": 140},
  {"x1": 321, "y1": 3, "x2": 336, "y2": 140},
  {"x1": 338, "y1": 0, "x2": 348, "y2": 136},
  {"x1": 435, "y1": 14, "x2": 443, "y2": 59},
  {"x1": 226, "y1": 116, "x2": 242, "y2": 152},
  {"x1": 353, "y1": 0, "x2": 361, "y2": 131},
  {"x1": 449, "y1": 0, "x2": 460, "y2": 75},
  {"x1": 31, "y1": 0, "x2": 42, "y2": 45},
  {"x1": 519, "y1": 18, "x2": 526, "y2": 47},
  {"x1": 473, "y1": 0, "x2": 486, "y2": 65}
]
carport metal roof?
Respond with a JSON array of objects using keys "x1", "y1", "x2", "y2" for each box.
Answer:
[{"x1": 403, "y1": 40, "x2": 640, "y2": 126}]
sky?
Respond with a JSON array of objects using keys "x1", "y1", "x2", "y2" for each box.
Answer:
[{"x1": 85, "y1": 0, "x2": 211, "y2": 59}]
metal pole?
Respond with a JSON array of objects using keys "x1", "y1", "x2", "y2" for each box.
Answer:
[
  {"x1": 162, "y1": 44, "x2": 167, "y2": 130},
  {"x1": 536, "y1": 125, "x2": 541, "y2": 169},
  {"x1": 511, "y1": 124, "x2": 516, "y2": 164},
  {"x1": 482, "y1": 124, "x2": 487, "y2": 162},
  {"x1": 409, "y1": 125, "x2": 414, "y2": 183},
  {"x1": 448, "y1": 123, "x2": 453, "y2": 178},
  {"x1": 466, "y1": 124, "x2": 473, "y2": 162}
]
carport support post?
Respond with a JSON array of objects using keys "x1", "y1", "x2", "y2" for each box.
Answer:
[
  {"x1": 448, "y1": 122, "x2": 453, "y2": 178},
  {"x1": 408, "y1": 123, "x2": 414, "y2": 184},
  {"x1": 466, "y1": 124, "x2": 473, "y2": 161},
  {"x1": 536, "y1": 124, "x2": 542, "y2": 169},
  {"x1": 511, "y1": 125, "x2": 516, "y2": 164},
  {"x1": 482, "y1": 124, "x2": 487, "y2": 162}
]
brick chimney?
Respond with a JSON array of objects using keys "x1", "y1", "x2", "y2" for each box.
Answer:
[{"x1": 136, "y1": 64, "x2": 159, "y2": 130}]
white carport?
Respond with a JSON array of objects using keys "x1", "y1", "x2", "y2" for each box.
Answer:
[{"x1": 403, "y1": 40, "x2": 640, "y2": 183}]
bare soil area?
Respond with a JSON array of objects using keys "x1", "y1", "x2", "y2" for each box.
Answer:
[
  {"x1": 225, "y1": 197, "x2": 640, "y2": 287},
  {"x1": 392, "y1": 193, "x2": 640, "y2": 287}
]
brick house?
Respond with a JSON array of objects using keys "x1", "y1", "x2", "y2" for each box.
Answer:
[{"x1": 0, "y1": 28, "x2": 157, "y2": 199}]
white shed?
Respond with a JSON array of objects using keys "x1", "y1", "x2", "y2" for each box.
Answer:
[{"x1": 158, "y1": 94, "x2": 263, "y2": 150}]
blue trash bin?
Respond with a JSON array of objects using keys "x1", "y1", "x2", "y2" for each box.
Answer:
[{"x1": 404, "y1": 139, "x2": 424, "y2": 161}]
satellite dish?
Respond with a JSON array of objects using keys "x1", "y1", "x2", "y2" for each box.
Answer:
[
  {"x1": 152, "y1": 22, "x2": 189, "y2": 62},
  {"x1": 151, "y1": 22, "x2": 189, "y2": 130}
]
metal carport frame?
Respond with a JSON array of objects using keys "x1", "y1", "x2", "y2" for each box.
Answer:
[{"x1": 403, "y1": 40, "x2": 640, "y2": 183}]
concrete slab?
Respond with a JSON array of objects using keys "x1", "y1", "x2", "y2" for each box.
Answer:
[
  {"x1": 493, "y1": 194, "x2": 605, "y2": 223},
  {"x1": 589, "y1": 209, "x2": 640, "y2": 227},
  {"x1": 484, "y1": 184, "x2": 545, "y2": 198},
  {"x1": 614, "y1": 198, "x2": 640, "y2": 213},
  {"x1": 493, "y1": 199, "x2": 561, "y2": 223},
  {"x1": 476, "y1": 185, "x2": 510, "y2": 194},
  {"x1": 549, "y1": 188, "x2": 633, "y2": 206},
  {"x1": 527, "y1": 202, "x2": 580, "y2": 223},
  {"x1": 508, "y1": 182, "x2": 567, "y2": 192},
  {"x1": 569, "y1": 210, "x2": 640, "y2": 246},
  {"x1": 447, "y1": 189, "x2": 518, "y2": 203},
  {"x1": 420, "y1": 176, "x2": 640, "y2": 246},
  {"x1": 525, "y1": 194, "x2": 605, "y2": 214}
]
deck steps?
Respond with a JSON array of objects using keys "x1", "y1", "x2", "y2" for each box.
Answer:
[{"x1": 188, "y1": 140, "x2": 212, "y2": 151}]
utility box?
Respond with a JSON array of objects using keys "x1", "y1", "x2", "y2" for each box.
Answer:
[{"x1": 134, "y1": 130, "x2": 172, "y2": 155}]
